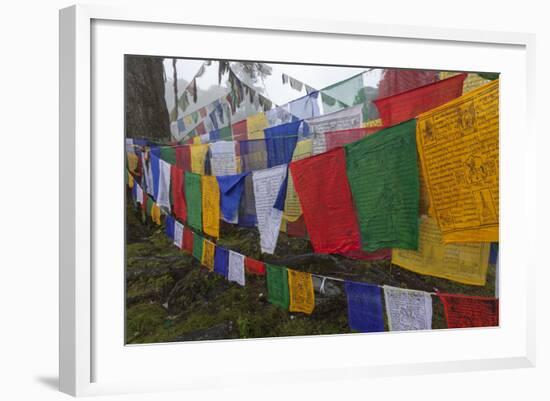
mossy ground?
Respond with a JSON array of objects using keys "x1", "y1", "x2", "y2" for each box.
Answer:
[{"x1": 125, "y1": 194, "x2": 496, "y2": 344}]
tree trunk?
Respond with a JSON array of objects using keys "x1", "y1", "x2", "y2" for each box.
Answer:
[{"x1": 125, "y1": 56, "x2": 171, "y2": 140}]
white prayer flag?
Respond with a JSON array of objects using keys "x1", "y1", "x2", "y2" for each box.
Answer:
[
  {"x1": 157, "y1": 159, "x2": 172, "y2": 211},
  {"x1": 228, "y1": 250, "x2": 245, "y2": 286},
  {"x1": 174, "y1": 221, "x2": 184, "y2": 249},
  {"x1": 252, "y1": 165, "x2": 287, "y2": 254},
  {"x1": 383, "y1": 285, "x2": 433, "y2": 331},
  {"x1": 209, "y1": 141, "x2": 237, "y2": 176}
]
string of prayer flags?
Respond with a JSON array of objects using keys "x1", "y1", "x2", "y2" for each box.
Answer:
[
  {"x1": 253, "y1": 165, "x2": 288, "y2": 254},
  {"x1": 283, "y1": 139, "x2": 312, "y2": 223},
  {"x1": 416, "y1": 80, "x2": 499, "y2": 243},
  {"x1": 165, "y1": 215, "x2": 175, "y2": 241},
  {"x1": 266, "y1": 264, "x2": 290, "y2": 309},
  {"x1": 170, "y1": 165, "x2": 187, "y2": 222},
  {"x1": 157, "y1": 159, "x2": 172, "y2": 211},
  {"x1": 174, "y1": 220, "x2": 184, "y2": 249},
  {"x1": 438, "y1": 293, "x2": 499, "y2": 328},
  {"x1": 345, "y1": 119, "x2": 419, "y2": 251},
  {"x1": 192, "y1": 232, "x2": 204, "y2": 261},
  {"x1": 201, "y1": 175, "x2": 220, "y2": 238},
  {"x1": 287, "y1": 269, "x2": 315, "y2": 314},
  {"x1": 201, "y1": 239, "x2": 216, "y2": 271},
  {"x1": 190, "y1": 144, "x2": 209, "y2": 174},
  {"x1": 245, "y1": 257, "x2": 266, "y2": 275},
  {"x1": 217, "y1": 173, "x2": 247, "y2": 224},
  {"x1": 228, "y1": 250, "x2": 246, "y2": 286},
  {"x1": 209, "y1": 141, "x2": 237, "y2": 176},
  {"x1": 183, "y1": 227, "x2": 194, "y2": 253},
  {"x1": 289, "y1": 147, "x2": 361, "y2": 254},
  {"x1": 214, "y1": 246, "x2": 229, "y2": 278},
  {"x1": 185, "y1": 171, "x2": 202, "y2": 232},
  {"x1": 391, "y1": 216, "x2": 490, "y2": 286},
  {"x1": 246, "y1": 112, "x2": 268, "y2": 140},
  {"x1": 373, "y1": 73, "x2": 466, "y2": 126},
  {"x1": 383, "y1": 286, "x2": 432, "y2": 331},
  {"x1": 344, "y1": 281, "x2": 385, "y2": 333}
]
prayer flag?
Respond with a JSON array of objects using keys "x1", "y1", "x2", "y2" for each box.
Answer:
[
  {"x1": 377, "y1": 69, "x2": 439, "y2": 99},
  {"x1": 157, "y1": 159, "x2": 172, "y2": 211},
  {"x1": 287, "y1": 269, "x2": 315, "y2": 314},
  {"x1": 289, "y1": 92, "x2": 320, "y2": 120},
  {"x1": 232, "y1": 120, "x2": 248, "y2": 142},
  {"x1": 214, "y1": 246, "x2": 229, "y2": 278},
  {"x1": 253, "y1": 165, "x2": 287, "y2": 254},
  {"x1": 345, "y1": 119, "x2": 419, "y2": 251},
  {"x1": 185, "y1": 172, "x2": 202, "y2": 233},
  {"x1": 324, "y1": 125, "x2": 385, "y2": 151},
  {"x1": 217, "y1": 173, "x2": 247, "y2": 223},
  {"x1": 193, "y1": 234, "x2": 204, "y2": 261},
  {"x1": 290, "y1": 147, "x2": 361, "y2": 254},
  {"x1": 344, "y1": 281, "x2": 385, "y2": 333},
  {"x1": 416, "y1": 80, "x2": 499, "y2": 243},
  {"x1": 175, "y1": 145, "x2": 191, "y2": 171},
  {"x1": 151, "y1": 203, "x2": 161, "y2": 225},
  {"x1": 245, "y1": 257, "x2": 266, "y2": 275},
  {"x1": 201, "y1": 175, "x2": 220, "y2": 238},
  {"x1": 171, "y1": 165, "x2": 187, "y2": 222},
  {"x1": 183, "y1": 226, "x2": 194, "y2": 253},
  {"x1": 266, "y1": 264, "x2": 290, "y2": 309},
  {"x1": 173, "y1": 220, "x2": 184, "y2": 248},
  {"x1": 247, "y1": 112, "x2": 268, "y2": 140},
  {"x1": 383, "y1": 286, "x2": 432, "y2": 331},
  {"x1": 150, "y1": 152, "x2": 161, "y2": 199},
  {"x1": 438, "y1": 293, "x2": 499, "y2": 328},
  {"x1": 165, "y1": 215, "x2": 175, "y2": 240},
  {"x1": 373, "y1": 73, "x2": 466, "y2": 127},
  {"x1": 392, "y1": 216, "x2": 490, "y2": 285},
  {"x1": 228, "y1": 250, "x2": 246, "y2": 286},
  {"x1": 190, "y1": 144, "x2": 209, "y2": 174},
  {"x1": 201, "y1": 239, "x2": 216, "y2": 271},
  {"x1": 209, "y1": 141, "x2": 237, "y2": 176},
  {"x1": 283, "y1": 139, "x2": 312, "y2": 223}
]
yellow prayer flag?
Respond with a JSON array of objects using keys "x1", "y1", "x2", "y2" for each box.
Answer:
[
  {"x1": 192, "y1": 136, "x2": 201, "y2": 145},
  {"x1": 201, "y1": 239, "x2": 216, "y2": 271},
  {"x1": 126, "y1": 151, "x2": 139, "y2": 173},
  {"x1": 201, "y1": 175, "x2": 220, "y2": 238},
  {"x1": 246, "y1": 112, "x2": 268, "y2": 140},
  {"x1": 190, "y1": 144, "x2": 209, "y2": 174},
  {"x1": 392, "y1": 216, "x2": 490, "y2": 286},
  {"x1": 287, "y1": 269, "x2": 315, "y2": 314},
  {"x1": 417, "y1": 80, "x2": 499, "y2": 243},
  {"x1": 151, "y1": 203, "x2": 161, "y2": 225},
  {"x1": 284, "y1": 139, "x2": 313, "y2": 223},
  {"x1": 184, "y1": 115, "x2": 194, "y2": 126},
  {"x1": 128, "y1": 172, "x2": 134, "y2": 189}
]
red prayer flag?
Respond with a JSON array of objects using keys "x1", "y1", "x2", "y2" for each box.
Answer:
[
  {"x1": 377, "y1": 69, "x2": 439, "y2": 99},
  {"x1": 195, "y1": 122, "x2": 206, "y2": 136},
  {"x1": 175, "y1": 145, "x2": 191, "y2": 171},
  {"x1": 289, "y1": 147, "x2": 361, "y2": 254},
  {"x1": 245, "y1": 257, "x2": 266, "y2": 275},
  {"x1": 171, "y1": 165, "x2": 187, "y2": 222},
  {"x1": 232, "y1": 120, "x2": 248, "y2": 142},
  {"x1": 183, "y1": 227, "x2": 194, "y2": 253},
  {"x1": 286, "y1": 215, "x2": 308, "y2": 238},
  {"x1": 439, "y1": 293, "x2": 499, "y2": 328},
  {"x1": 324, "y1": 126, "x2": 386, "y2": 151},
  {"x1": 199, "y1": 107, "x2": 207, "y2": 118},
  {"x1": 373, "y1": 73, "x2": 466, "y2": 126}
]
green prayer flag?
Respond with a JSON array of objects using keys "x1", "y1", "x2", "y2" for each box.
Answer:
[
  {"x1": 185, "y1": 171, "x2": 202, "y2": 232},
  {"x1": 266, "y1": 264, "x2": 290, "y2": 309},
  {"x1": 146, "y1": 197, "x2": 154, "y2": 217},
  {"x1": 160, "y1": 147, "x2": 177, "y2": 165},
  {"x1": 344, "y1": 119, "x2": 419, "y2": 251},
  {"x1": 219, "y1": 125, "x2": 233, "y2": 141},
  {"x1": 192, "y1": 233, "x2": 204, "y2": 261}
]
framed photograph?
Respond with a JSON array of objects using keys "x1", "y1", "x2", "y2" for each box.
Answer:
[{"x1": 59, "y1": 4, "x2": 535, "y2": 397}]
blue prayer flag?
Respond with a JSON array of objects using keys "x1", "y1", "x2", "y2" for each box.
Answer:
[
  {"x1": 149, "y1": 151, "x2": 161, "y2": 199},
  {"x1": 165, "y1": 215, "x2": 175, "y2": 240},
  {"x1": 177, "y1": 118, "x2": 185, "y2": 133},
  {"x1": 214, "y1": 246, "x2": 229, "y2": 278},
  {"x1": 344, "y1": 281, "x2": 385, "y2": 333},
  {"x1": 217, "y1": 173, "x2": 248, "y2": 222}
]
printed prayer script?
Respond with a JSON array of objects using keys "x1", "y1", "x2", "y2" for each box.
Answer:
[{"x1": 416, "y1": 80, "x2": 499, "y2": 243}]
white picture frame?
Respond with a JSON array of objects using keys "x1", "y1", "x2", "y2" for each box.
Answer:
[{"x1": 59, "y1": 4, "x2": 536, "y2": 397}]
